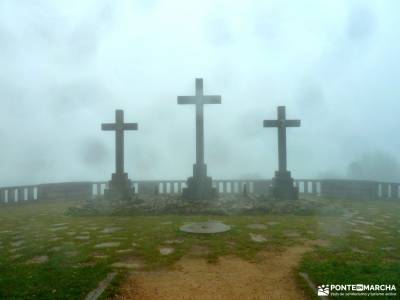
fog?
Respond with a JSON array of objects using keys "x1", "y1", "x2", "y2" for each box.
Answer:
[{"x1": 1, "y1": 0, "x2": 399, "y2": 186}]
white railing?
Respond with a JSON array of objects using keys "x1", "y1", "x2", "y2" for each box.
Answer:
[{"x1": 0, "y1": 179, "x2": 399, "y2": 204}]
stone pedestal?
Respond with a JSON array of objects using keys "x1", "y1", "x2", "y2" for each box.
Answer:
[
  {"x1": 104, "y1": 173, "x2": 135, "y2": 201},
  {"x1": 182, "y1": 163, "x2": 217, "y2": 201},
  {"x1": 270, "y1": 171, "x2": 298, "y2": 200}
]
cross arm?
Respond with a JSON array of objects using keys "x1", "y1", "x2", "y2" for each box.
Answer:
[
  {"x1": 101, "y1": 123, "x2": 116, "y2": 131},
  {"x1": 124, "y1": 123, "x2": 138, "y2": 130},
  {"x1": 101, "y1": 123, "x2": 138, "y2": 131},
  {"x1": 263, "y1": 120, "x2": 301, "y2": 127},
  {"x1": 203, "y1": 95, "x2": 221, "y2": 104},
  {"x1": 286, "y1": 120, "x2": 301, "y2": 127},
  {"x1": 178, "y1": 95, "x2": 221, "y2": 105},
  {"x1": 177, "y1": 96, "x2": 196, "y2": 105},
  {"x1": 263, "y1": 120, "x2": 279, "y2": 127}
]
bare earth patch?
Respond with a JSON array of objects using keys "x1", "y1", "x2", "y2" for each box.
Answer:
[{"x1": 115, "y1": 245, "x2": 315, "y2": 300}]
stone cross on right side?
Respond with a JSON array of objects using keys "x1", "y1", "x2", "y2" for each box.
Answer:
[{"x1": 263, "y1": 106, "x2": 301, "y2": 200}]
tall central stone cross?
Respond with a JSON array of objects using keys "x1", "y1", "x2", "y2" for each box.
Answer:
[
  {"x1": 178, "y1": 78, "x2": 221, "y2": 200},
  {"x1": 102, "y1": 109, "x2": 138, "y2": 200},
  {"x1": 263, "y1": 106, "x2": 301, "y2": 200}
]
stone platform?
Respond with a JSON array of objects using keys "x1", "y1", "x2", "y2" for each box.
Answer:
[
  {"x1": 270, "y1": 171, "x2": 298, "y2": 200},
  {"x1": 67, "y1": 193, "x2": 329, "y2": 217},
  {"x1": 182, "y1": 163, "x2": 217, "y2": 201},
  {"x1": 104, "y1": 173, "x2": 135, "y2": 201}
]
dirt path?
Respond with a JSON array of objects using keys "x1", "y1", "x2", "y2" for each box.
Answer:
[{"x1": 114, "y1": 244, "x2": 319, "y2": 300}]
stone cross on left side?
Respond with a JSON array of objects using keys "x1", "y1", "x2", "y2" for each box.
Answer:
[
  {"x1": 102, "y1": 109, "x2": 138, "y2": 200},
  {"x1": 263, "y1": 106, "x2": 301, "y2": 200}
]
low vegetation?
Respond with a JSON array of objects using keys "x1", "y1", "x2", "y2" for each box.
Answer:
[{"x1": 0, "y1": 196, "x2": 398, "y2": 299}]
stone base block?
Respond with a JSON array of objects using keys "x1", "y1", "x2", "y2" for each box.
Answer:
[
  {"x1": 104, "y1": 173, "x2": 135, "y2": 201},
  {"x1": 182, "y1": 163, "x2": 217, "y2": 201},
  {"x1": 270, "y1": 171, "x2": 298, "y2": 200},
  {"x1": 182, "y1": 176, "x2": 217, "y2": 201}
]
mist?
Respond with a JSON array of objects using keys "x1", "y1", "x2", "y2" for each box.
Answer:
[{"x1": 1, "y1": 0, "x2": 399, "y2": 186}]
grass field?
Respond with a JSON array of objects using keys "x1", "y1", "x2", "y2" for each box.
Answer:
[{"x1": 0, "y1": 197, "x2": 399, "y2": 299}]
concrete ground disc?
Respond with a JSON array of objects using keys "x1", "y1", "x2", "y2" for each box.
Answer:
[{"x1": 180, "y1": 221, "x2": 231, "y2": 234}]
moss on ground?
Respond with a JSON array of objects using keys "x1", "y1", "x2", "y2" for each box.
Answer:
[{"x1": 0, "y1": 197, "x2": 398, "y2": 299}]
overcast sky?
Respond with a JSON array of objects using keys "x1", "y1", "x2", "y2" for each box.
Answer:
[{"x1": 0, "y1": 0, "x2": 399, "y2": 186}]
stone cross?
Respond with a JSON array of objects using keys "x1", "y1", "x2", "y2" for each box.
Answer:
[
  {"x1": 263, "y1": 106, "x2": 300, "y2": 172},
  {"x1": 102, "y1": 109, "x2": 138, "y2": 175},
  {"x1": 177, "y1": 78, "x2": 221, "y2": 200},
  {"x1": 178, "y1": 78, "x2": 221, "y2": 166}
]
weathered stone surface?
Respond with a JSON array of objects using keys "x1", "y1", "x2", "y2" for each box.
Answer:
[
  {"x1": 85, "y1": 272, "x2": 117, "y2": 300},
  {"x1": 51, "y1": 226, "x2": 68, "y2": 232},
  {"x1": 246, "y1": 224, "x2": 267, "y2": 230},
  {"x1": 180, "y1": 221, "x2": 231, "y2": 234},
  {"x1": 267, "y1": 221, "x2": 280, "y2": 226},
  {"x1": 53, "y1": 223, "x2": 68, "y2": 227},
  {"x1": 178, "y1": 78, "x2": 221, "y2": 201},
  {"x1": 164, "y1": 239, "x2": 184, "y2": 244},
  {"x1": 351, "y1": 247, "x2": 367, "y2": 253},
  {"x1": 284, "y1": 231, "x2": 301, "y2": 238},
  {"x1": 38, "y1": 182, "x2": 91, "y2": 201},
  {"x1": 111, "y1": 261, "x2": 143, "y2": 269},
  {"x1": 249, "y1": 233, "x2": 267, "y2": 242},
  {"x1": 270, "y1": 171, "x2": 298, "y2": 200},
  {"x1": 49, "y1": 246, "x2": 62, "y2": 252},
  {"x1": 351, "y1": 229, "x2": 367, "y2": 234},
  {"x1": 11, "y1": 240, "x2": 24, "y2": 247},
  {"x1": 93, "y1": 255, "x2": 109, "y2": 259},
  {"x1": 26, "y1": 255, "x2": 49, "y2": 264},
  {"x1": 161, "y1": 221, "x2": 173, "y2": 225},
  {"x1": 320, "y1": 180, "x2": 379, "y2": 200},
  {"x1": 116, "y1": 249, "x2": 133, "y2": 254},
  {"x1": 101, "y1": 227, "x2": 122, "y2": 234},
  {"x1": 102, "y1": 109, "x2": 138, "y2": 201},
  {"x1": 159, "y1": 247, "x2": 175, "y2": 255},
  {"x1": 75, "y1": 236, "x2": 90, "y2": 240},
  {"x1": 182, "y1": 164, "x2": 217, "y2": 201},
  {"x1": 69, "y1": 194, "x2": 338, "y2": 217},
  {"x1": 263, "y1": 106, "x2": 300, "y2": 200},
  {"x1": 94, "y1": 242, "x2": 120, "y2": 249}
]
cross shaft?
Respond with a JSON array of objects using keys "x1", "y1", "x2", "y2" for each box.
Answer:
[
  {"x1": 178, "y1": 78, "x2": 221, "y2": 166},
  {"x1": 263, "y1": 106, "x2": 300, "y2": 172},
  {"x1": 102, "y1": 109, "x2": 138, "y2": 175}
]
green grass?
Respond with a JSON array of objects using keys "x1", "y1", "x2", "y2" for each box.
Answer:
[
  {"x1": 298, "y1": 198, "x2": 400, "y2": 299},
  {"x1": 0, "y1": 197, "x2": 399, "y2": 299}
]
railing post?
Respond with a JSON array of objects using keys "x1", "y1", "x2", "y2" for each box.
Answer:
[
  {"x1": 389, "y1": 183, "x2": 397, "y2": 199},
  {"x1": 18, "y1": 188, "x2": 25, "y2": 201},
  {"x1": 304, "y1": 181, "x2": 309, "y2": 194},
  {"x1": 0, "y1": 189, "x2": 4, "y2": 204},
  {"x1": 27, "y1": 187, "x2": 35, "y2": 201},
  {"x1": 381, "y1": 183, "x2": 389, "y2": 199},
  {"x1": 9, "y1": 189, "x2": 15, "y2": 202},
  {"x1": 312, "y1": 181, "x2": 317, "y2": 195},
  {"x1": 221, "y1": 182, "x2": 226, "y2": 193}
]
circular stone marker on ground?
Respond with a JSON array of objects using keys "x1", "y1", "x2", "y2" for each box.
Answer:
[{"x1": 180, "y1": 221, "x2": 231, "y2": 234}]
